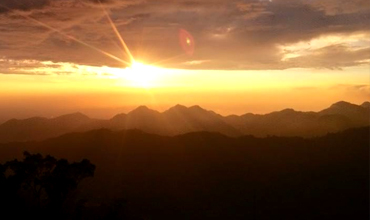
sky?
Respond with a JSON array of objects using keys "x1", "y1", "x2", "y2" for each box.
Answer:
[{"x1": 0, "y1": 0, "x2": 369, "y2": 121}]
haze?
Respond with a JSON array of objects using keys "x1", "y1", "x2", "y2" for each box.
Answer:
[{"x1": 0, "y1": 0, "x2": 369, "y2": 120}]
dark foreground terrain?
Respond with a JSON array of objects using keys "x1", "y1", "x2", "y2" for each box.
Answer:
[{"x1": 0, "y1": 127, "x2": 369, "y2": 219}]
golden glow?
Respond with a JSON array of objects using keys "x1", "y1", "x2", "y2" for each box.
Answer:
[
  {"x1": 2, "y1": 59, "x2": 369, "y2": 92},
  {"x1": 0, "y1": 0, "x2": 368, "y2": 123},
  {"x1": 123, "y1": 61, "x2": 163, "y2": 88},
  {"x1": 0, "y1": 64, "x2": 369, "y2": 119},
  {"x1": 186, "y1": 38, "x2": 191, "y2": 45}
]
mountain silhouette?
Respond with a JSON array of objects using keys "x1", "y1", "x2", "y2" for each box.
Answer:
[
  {"x1": 117, "y1": 106, "x2": 166, "y2": 134},
  {"x1": 223, "y1": 105, "x2": 361, "y2": 137},
  {"x1": 0, "y1": 127, "x2": 368, "y2": 219},
  {"x1": 0, "y1": 113, "x2": 92, "y2": 143},
  {"x1": 361, "y1": 101, "x2": 370, "y2": 109},
  {"x1": 319, "y1": 101, "x2": 369, "y2": 127},
  {"x1": 162, "y1": 105, "x2": 240, "y2": 136},
  {"x1": 0, "y1": 101, "x2": 369, "y2": 143}
]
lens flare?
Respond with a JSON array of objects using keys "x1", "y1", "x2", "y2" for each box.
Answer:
[{"x1": 179, "y1": 29, "x2": 195, "y2": 56}]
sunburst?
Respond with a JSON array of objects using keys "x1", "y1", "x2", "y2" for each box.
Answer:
[
  {"x1": 0, "y1": 0, "x2": 193, "y2": 89},
  {"x1": 123, "y1": 61, "x2": 162, "y2": 88}
]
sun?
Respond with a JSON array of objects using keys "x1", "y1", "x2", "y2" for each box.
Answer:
[{"x1": 124, "y1": 61, "x2": 161, "y2": 88}]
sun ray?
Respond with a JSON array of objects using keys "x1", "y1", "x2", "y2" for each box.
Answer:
[
  {"x1": 0, "y1": 4, "x2": 131, "y2": 66},
  {"x1": 98, "y1": 0, "x2": 135, "y2": 64}
]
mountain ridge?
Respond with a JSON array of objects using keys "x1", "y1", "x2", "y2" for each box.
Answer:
[
  {"x1": 0, "y1": 101, "x2": 368, "y2": 142},
  {"x1": 0, "y1": 126, "x2": 367, "y2": 219}
]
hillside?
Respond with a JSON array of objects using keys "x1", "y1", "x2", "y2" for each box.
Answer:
[
  {"x1": 0, "y1": 101, "x2": 368, "y2": 143},
  {"x1": 0, "y1": 127, "x2": 368, "y2": 219}
]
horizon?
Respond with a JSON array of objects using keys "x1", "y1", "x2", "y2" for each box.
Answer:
[
  {"x1": 0, "y1": 0, "x2": 369, "y2": 123},
  {"x1": 0, "y1": 1, "x2": 369, "y2": 218},
  {"x1": 1, "y1": 99, "x2": 369, "y2": 123}
]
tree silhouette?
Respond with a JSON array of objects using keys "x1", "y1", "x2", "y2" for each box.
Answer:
[{"x1": 0, "y1": 152, "x2": 95, "y2": 219}]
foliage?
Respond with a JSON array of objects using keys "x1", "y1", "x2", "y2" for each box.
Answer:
[{"x1": 0, "y1": 152, "x2": 95, "y2": 219}]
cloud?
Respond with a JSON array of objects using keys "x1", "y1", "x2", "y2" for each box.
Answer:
[
  {"x1": 304, "y1": 0, "x2": 370, "y2": 15},
  {"x1": 0, "y1": 0, "x2": 124, "y2": 13},
  {"x1": 0, "y1": 0, "x2": 50, "y2": 13},
  {"x1": 0, "y1": 58, "x2": 122, "y2": 76},
  {"x1": 0, "y1": 0, "x2": 369, "y2": 72},
  {"x1": 331, "y1": 84, "x2": 370, "y2": 100},
  {"x1": 0, "y1": 58, "x2": 59, "y2": 75},
  {"x1": 282, "y1": 44, "x2": 370, "y2": 69}
]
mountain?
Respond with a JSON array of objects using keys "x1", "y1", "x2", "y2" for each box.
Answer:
[
  {"x1": 319, "y1": 101, "x2": 369, "y2": 127},
  {"x1": 223, "y1": 108, "x2": 353, "y2": 137},
  {"x1": 0, "y1": 101, "x2": 369, "y2": 143},
  {"x1": 0, "y1": 113, "x2": 92, "y2": 143},
  {"x1": 109, "y1": 106, "x2": 167, "y2": 134},
  {"x1": 361, "y1": 101, "x2": 370, "y2": 109},
  {"x1": 162, "y1": 105, "x2": 241, "y2": 136},
  {"x1": 0, "y1": 127, "x2": 368, "y2": 219},
  {"x1": 106, "y1": 105, "x2": 241, "y2": 136}
]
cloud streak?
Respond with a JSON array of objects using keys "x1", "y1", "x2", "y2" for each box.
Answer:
[{"x1": 0, "y1": 0, "x2": 369, "y2": 72}]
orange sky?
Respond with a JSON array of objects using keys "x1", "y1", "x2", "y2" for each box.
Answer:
[
  {"x1": 0, "y1": 0, "x2": 369, "y2": 122},
  {"x1": 0, "y1": 64, "x2": 368, "y2": 122}
]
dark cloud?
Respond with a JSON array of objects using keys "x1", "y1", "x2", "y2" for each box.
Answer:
[
  {"x1": 0, "y1": 0, "x2": 50, "y2": 13},
  {"x1": 0, "y1": 0, "x2": 118, "y2": 13},
  {"x1": 305, "y1": 0, "x2": 370, "y2": 15},
  {"x1": 0, "y1": 0, "x2": 369, "y2": 72}
]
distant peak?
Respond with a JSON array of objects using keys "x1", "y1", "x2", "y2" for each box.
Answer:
[
  {"x1": 111, "y1": 113, "x2": 126, "y2": 120},
  {"x1": 164, "y1": 104, "x2": 216, "y2": 116},
  {"x1": 280, "y1": 108, "x2": 296, "y2": 113},
  {"x1": 136, "y1": 105, "x2": 150, "y2": 110},
  {"x1": 361, "y1": 101, "x2": 370, "y2": 108},
  {"x1": 54, "y1": 112, "x2": 89, "y2": 120},
  {"x1": 174, "y1": 104, "x2": 187, "y2": 109},
  {"x1": 70, "y1": 112, "x2": 87, "y2": 117},
  {"x1": 271, "y1": 108, "x2": 298, "y2": 115},
  {"x1": 1, "y1": 116, "x2": 47, "y2": 126},
  {"x1": 167, "y1": 104, "x2": 188, "y2": 111},
  {"x1": 60, "y1": 112, "x2": 87, "y2": 117},
  {"x1": 129, "y1": 106, "x2": 158, "y2": 114},
  {"x1": 189, "y1": 105, "x2": 205, "y2": 111},
  {"x1": 1, "y1": 118, "x2": 19, "y2": 126},
  {"x1": 166, "y1": 104, "x2": 207, "y2": 112},
  {"x1": 319, "y1": 101, "x2": 368, "y2": 116},
  {"x1": 131, "y1": 106, "x2": 150, "y2": 112},
  {"x1": 331, "y1": 101, "x2": 353, "y2": 107}
]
